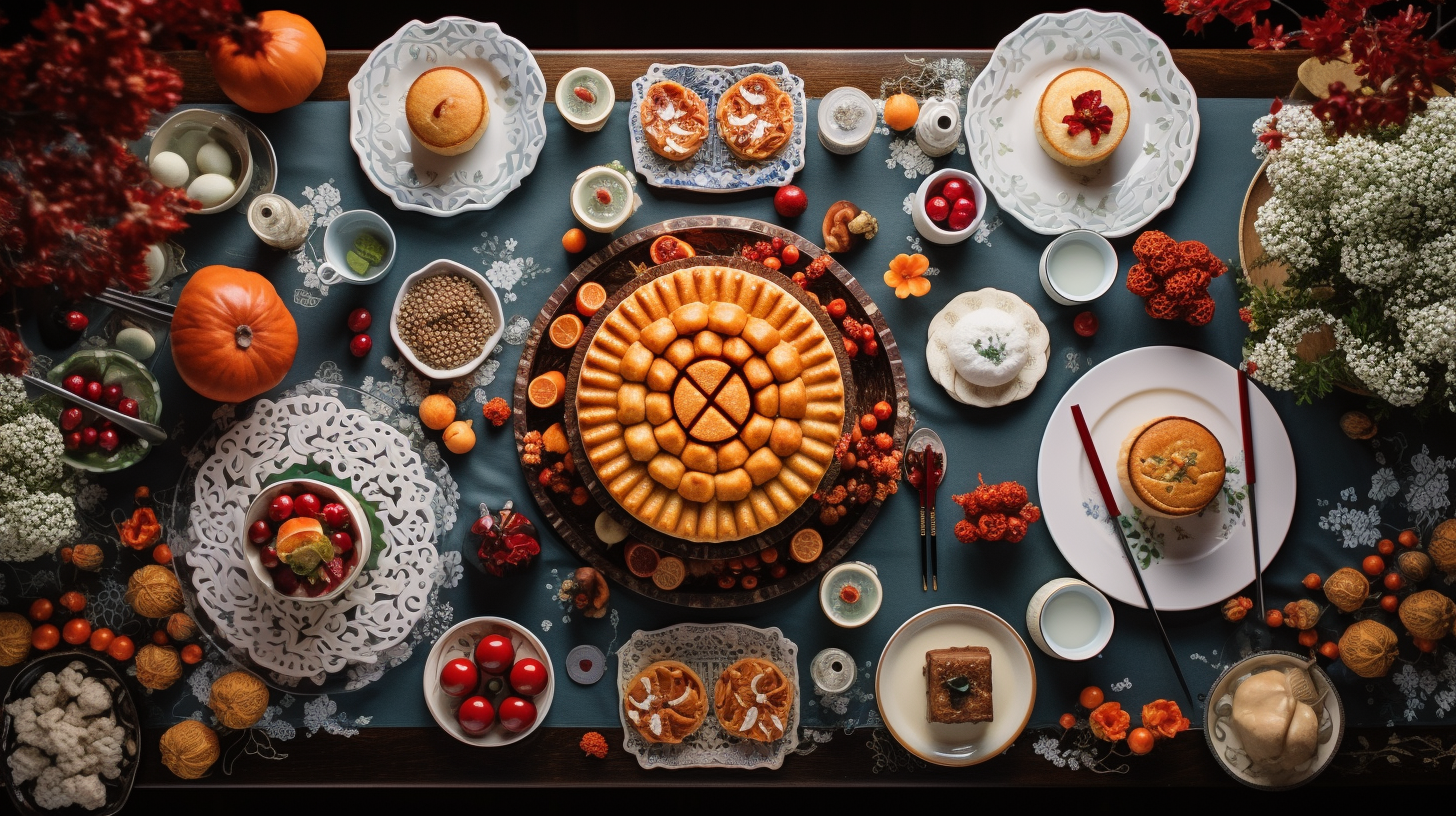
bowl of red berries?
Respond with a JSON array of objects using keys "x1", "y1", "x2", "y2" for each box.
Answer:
[
  {"x1": 912, "y1": 168, "x2": 987, "y2": 245},
  {"x1": 241, "y1": 479, "x2": 372, "y2": 604},
  {"x1": 46, "y1": 349, "x2": 163, "y2": 473},
  {"x1": 423, "y1": 616, "x2": 554, "y2": 747}
]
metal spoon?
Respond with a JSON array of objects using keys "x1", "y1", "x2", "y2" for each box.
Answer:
[{"x1": 22, "y1": 374, "x2": 168, "y2": 445}]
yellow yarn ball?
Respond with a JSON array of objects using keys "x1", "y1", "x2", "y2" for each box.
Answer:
[
  {"x1": 135, "y1": 644, "x2": 183, "y2": 691},
  {"x1": 159, "y1": 720, "x2": 219, "y2": 780},
  {"x1": 0, "y1": 612, "x2": 32, "y2": 667},
  {"x1": 126, "y1": 565, "x2": 183, "y2": 618},
  {"x1": 209, "y1": 671, "x2": 269, "y2": 730}
]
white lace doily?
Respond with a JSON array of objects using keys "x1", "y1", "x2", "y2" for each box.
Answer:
[
  {"x1": 926, "y1": 288, "x2": 1050, "y2": 407},
  {"x1": 617, "y1": 623, "x2": 800, "y2": 770},
  {"x1": 184, "y1": 394, "x2": 439, "y2": 684}
]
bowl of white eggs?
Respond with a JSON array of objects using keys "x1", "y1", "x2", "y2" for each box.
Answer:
[{"x1": 147, "y1": 109, "x2": 254, "y2": 215}]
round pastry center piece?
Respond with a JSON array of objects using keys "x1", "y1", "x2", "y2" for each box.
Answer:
[{"x1": 945, "y1": 307, "x2": 1031, "y2": 388}]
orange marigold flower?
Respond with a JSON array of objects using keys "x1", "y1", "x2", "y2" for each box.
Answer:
[
  {"x1": 954, "y1": 519, "x2": 979, "y2": 543},
  {"x1": 883, "y1": 253, "x2": 931, "y2": 298},
  {"x1": 1089, "y1": 701, "x2": 1130, "y2": 742},
  {"x1": 580, "y1": 731, "x2": 609, "y2": 758},
  {"x1": 1132, "y1": 230, "x2": 1176, "y2": 263},
  {"x1": 1141, "y1": 699, "x2": 1190, "y2": 740},
  {"x1": 482, "y1": 397, "x2": 511, "y2": 427},
  {"x1": 1125, "y1": 264, "x2": 1159, "y2": 297}
]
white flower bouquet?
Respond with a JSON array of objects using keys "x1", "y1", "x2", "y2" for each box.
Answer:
[
  {"x1": 1243, "y1": 98, "x2": 1456, "y2": 414},
  {"x1": 0, "y1": 375, "x2": 78, "y2": 561}
]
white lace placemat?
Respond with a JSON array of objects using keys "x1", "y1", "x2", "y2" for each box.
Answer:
[
  {"x1": 185, "y1": 394, "x2": 439, "y2": 684},
  {"x1": 617, "y1": 622, "x2": 800, "y2": 770}
]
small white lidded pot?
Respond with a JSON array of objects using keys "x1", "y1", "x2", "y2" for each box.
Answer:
[
  {"x1": 820, "y1": 561, "x2": 882, "y2": 628},
  {"x1": 912, "y1": 168, "x2": 986, "y2": 246},
  {"x1": 818, "y1": 87, "x2": 876, "y2": 155},
  {"x1": 914, "y1": 97, "x2": 961, "y2": 158},
  {"x1": 1039, "y1": 230, "x2": 1117, "y2": 305},
  {"x1": 570, "y1": 164, "x2": 639, "y2": 233},
  {"x1": 1026, "y1": 578, "x2": 1114, "y2": 661},
  {"x1": 316, "y1": 209, "x2": 397, "y2": 286},
  {"x1": 555, "y1": 67, "x2": 614, "y2": 132}
]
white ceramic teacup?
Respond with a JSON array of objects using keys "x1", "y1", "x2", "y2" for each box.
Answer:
[
  {"x1": 1026, "y1": 577, "x2": 1114, "y2": 660},
  {"x1": 1038, "y1": 230, "x2": 1117, "y2": 305},
  {"x1": 317, "y1": 210, "x2": 397, "y2": 285}
]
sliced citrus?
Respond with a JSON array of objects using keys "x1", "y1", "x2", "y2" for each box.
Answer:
[
  {"x1": 575, "y1": 282, "x2": 607, "y2": 318},
  {"x1": 549, "y1": 314, "x2": 583, "y2": 349},
  {"x1": 528, "y1": 370, "x2": 566, "y2": 408},
  {"x1": 652, "y1": 555, "x2": 686, "y2": 590},
  {"x1": 789, "y1": 528, "x2": 823, "y2": 563},
  {"x1": 649, "y1": 235, "x2": 696, "y2": 265},
  {"x1": 625, "y1": 541, "x2": 660, "y2": 577}
]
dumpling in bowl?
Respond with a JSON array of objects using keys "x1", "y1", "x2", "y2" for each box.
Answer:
[{"x1": 944, "y1": 308, "x2": 1030, "y2": 388}]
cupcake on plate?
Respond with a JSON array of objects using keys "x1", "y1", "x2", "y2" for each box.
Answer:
[
  {"x1": 406, "y1": 67, "x2": 489, "y2": 156},
  {"x1": 1035, "y1": 68, "x2": 1129, "y2": 167},
  {"x1": 1117, "y1": 416, "x2": 1226, "y2": 518}
]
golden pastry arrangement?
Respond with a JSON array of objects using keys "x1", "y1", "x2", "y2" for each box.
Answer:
[
  {"x1": 575, "y1": 264, "x2": 846, "y2": 543},
  {"x1": 1116, "y1": 416, "x2": 1226, "y2": 518},
  {"x1": 406, "y1": 66, "x2": 490, "y2": 156},
  {"x1": 640, "y1": 73, "x2": 794, "y2": 162},
  {"x1": 623, "y1": 657, "x2": 794, "y2": 744}
]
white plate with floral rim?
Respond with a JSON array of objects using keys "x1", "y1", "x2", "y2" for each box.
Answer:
[
  {"x1": 1037, "y1": 346, "x2": 1296, "y2": 611},
  {"x1": 628, "y1": 63, "x2": 806, "y2": 193},
  {"x1": 926, "y1": 287, "x2": 1049, "y2": 407},
  {"x1": 616, "y1": 622, "x2": 799, "y2": 769},
  {"x1": 965, "y1": 10, "x2": 1199, "y2": 237},
  {"x1": 348, "y1": 17, "x2": 547, "y2": 216}
]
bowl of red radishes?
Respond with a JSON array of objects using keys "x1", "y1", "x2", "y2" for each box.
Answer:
[
  {"x1": 46, "y1": 349, "x2": 162, "y2": 473},
  {"x1": 241, "y1": 479, "x2": 372, "y2": 604},
  {"x1": 912, "y1": 168, "x2": 987, "y2": 245},
  {"x1": 423, "y1": 616, "x2": 555, "y2": 747}
]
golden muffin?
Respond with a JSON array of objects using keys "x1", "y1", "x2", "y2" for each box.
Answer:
[
  {"x1": 716, "y1": 73, "x2": 795, "y2": 161},
  {"x1": 641, "y1": 81, "x2": 710, "y2": 161},
  {"x1": 1117, "y1": 416, "x2": 1226, "y2": 518},
  {"x1": 624, "y1": 660, "x2": 708, "y2": 744},
  {"x1": 406, "y1": 67, "x2": 489, "y2": 156},
  {"x1": 1034, "y1": 68, "x2": 1129, "y2": 167},
  {"x1": 714, "y1": 657, "x2": 793, "y2": 742}
]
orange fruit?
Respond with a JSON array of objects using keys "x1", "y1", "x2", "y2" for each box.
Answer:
[
  {"x1": 575, "y1": 282, "x2": 607, "y2": 318},
  {"x1": 884, "y1": 93, "x2": 919, "y2": 131},
  {"x1": 652, "y1": 556, "x2": 686, "y2": 590},
  {"x1": 562, "y1": 228, "x2": 587, "y2": 254},
  {"x1": 528, "y1": 370, "x2": 566, "y2": 408},
  {"x1": 625, "y1": 541, "x2": 660, "y2": 577},
  {"x1": 549, "y1": 314, "x2": 583, "y2": 349},
  {"x1": 276, "y1": 517, "x2": 327, "y2": 556},
  {"x1": 419, "y1": 393, "x2": 457, "y2": 430},
  {"x1": 648, "y1": 235, "x2": 696, "y2": 265},
  {"x1": 789, "y1": 528, "x2": 823, "y2": 563}
]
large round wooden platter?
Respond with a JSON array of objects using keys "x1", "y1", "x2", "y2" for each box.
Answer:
[{"x1": 513, "y1": 216, "x2": 910, "y2": 607}]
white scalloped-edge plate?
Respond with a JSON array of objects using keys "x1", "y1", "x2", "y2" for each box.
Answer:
[
  {"x1": 348, "y1": 17, "x2": 547, "y2": 216},
  {"x1": 926, "y1": 288, "x2": 1049, "y2": 407},
  {"x1": 966, "y1": 10, "x2": 1199, "y2": 237}
]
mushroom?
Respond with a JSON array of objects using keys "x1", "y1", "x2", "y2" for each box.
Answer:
[
  {"x1": 822, "y1": 201, "x2": 861, "y2": 252},
  {"x1": 564, "y1": 567, "x2": 610, "y2": 618}
]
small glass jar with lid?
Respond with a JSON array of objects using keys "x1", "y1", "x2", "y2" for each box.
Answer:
[{"x1": 817, "y1": 87, "x2": 875, "y2": 155}]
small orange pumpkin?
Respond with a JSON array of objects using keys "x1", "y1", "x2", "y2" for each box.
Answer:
[
  {"x1": 208, "y1": 11, "x2": 326, "y2": 114},
  {"x1": 171, "y1": 265, "x2": 298, "y2": 403}
]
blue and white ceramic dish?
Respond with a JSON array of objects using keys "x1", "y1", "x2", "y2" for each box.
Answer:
[{"x1": 628, "y1": 62, "x2": 806, "y2": 193}]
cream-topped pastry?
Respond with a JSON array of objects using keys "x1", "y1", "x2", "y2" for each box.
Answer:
[
  {"x1": 716, "y1": 73, "x2": 795, "y2": 161},
  {"x1": 944, "y1": 308, "x2": 1031, "y2": 387},
  {"x1": 641, "y1": 81, "x2": 709, "y2": 161},
  {"x1": 1034, "y1": 68, "x2": 1129, "y2": 167}
]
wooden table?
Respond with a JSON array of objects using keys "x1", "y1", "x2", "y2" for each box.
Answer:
[{"x1": 141, "y1": 48, "x2": 1445, "y2": 789}]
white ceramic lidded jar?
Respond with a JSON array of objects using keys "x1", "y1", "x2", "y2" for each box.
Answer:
[
  {"x1": 818, "y1": 87, "x2": 876, "y2": 155},
  {"x1": 820, "y1": 561, "x2": 883, "y2": 627},
  {"x1": 914, "y1": 97, "x2": 961, "y2": 158},
  {"x1": 555, "y1": 67, "x2": 614, "y2": 132}
]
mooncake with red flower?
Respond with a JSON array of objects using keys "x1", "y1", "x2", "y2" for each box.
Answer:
[{"x1": 1035, "y1": 68, "x2": 1129, "y2": 167}]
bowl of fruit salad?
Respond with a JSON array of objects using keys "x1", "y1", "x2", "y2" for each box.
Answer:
[
  {"x1": 423, "y1": 616, "x2": 554, "y2": 747},
  {"x1": 241, "y1": 479, "x2": 372, "y2": 604},
  {"x1": 912, "y1": 167, "x2": 986, "y2": 245},
  {"x1": 46, "y1": 349, "x2": 163, "y2": 473}
]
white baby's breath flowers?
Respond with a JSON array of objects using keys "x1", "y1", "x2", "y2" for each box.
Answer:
[
  {"x1": 1246, "y1": 309, "x2": 1334, "y2": 390},
  {"x1": 0, "y1": 374, "x2": 77, "y2": 561}
]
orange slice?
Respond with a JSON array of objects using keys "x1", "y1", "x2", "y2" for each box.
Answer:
[
  {"x1": 649, "y1": 235, "x2": 696, "y2": 265},
  {"x1": 549, "y1": 314, "x2": 583, "y2": 349},
  {"x1": 528, "y1": 370, "x2": 566, "y2": 408},
  {"x1": 575, "y1": 282, "x2": 607, "y2": 318},
  {"x1": 789, "y1": 528, "x2": 823, "y2": 563},
  {"x1": 653, "y1": 555, "x2": 686, "y2": 590}
]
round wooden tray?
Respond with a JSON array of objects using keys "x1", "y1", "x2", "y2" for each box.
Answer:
[{"x1": 512, "y1": 216, "x2": 910, "y2": 607}]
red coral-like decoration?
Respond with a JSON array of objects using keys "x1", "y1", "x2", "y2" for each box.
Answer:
[
  {"x1": 1125, "y1": 265, "x2": 1159, "y2": 297},
  {"x1": 1127, "y1": 230, "x2": 1224, "y2": 326},
  {"x1": 952, "y1": 474, "x2": 1040, "y2": 545},
  {"x1": 954, "y1": 519, "x2": 979, "y2": 543}
]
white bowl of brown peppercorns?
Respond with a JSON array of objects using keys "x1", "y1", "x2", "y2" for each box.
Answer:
[{"x1": 390, "y1": 259, "x2": 504, "y2": 380}]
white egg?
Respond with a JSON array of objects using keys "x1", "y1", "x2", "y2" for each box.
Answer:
[
  {"x1": 142, "y1": 244, "x2": 166, "y2": 286},
  {"x1": 115, "y1": 327, "x2": 157, "y2": 361},
  {"x1": 149, "y1": 152, "x2": 189, "y2": 188},
  {"x1": 195, "y1": 141, "x2": 233, "y2": 178},
  {"x1": 170, "y1": 130, "x2": 211, "y2": 165},
  {"x1": 187, "y1": 173, "x2": 237, "y2": 208}
]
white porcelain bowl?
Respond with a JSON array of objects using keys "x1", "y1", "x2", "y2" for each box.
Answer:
[
  {"x1": 555, "y1": 67, "x2": 614, "y2": 132},
  {"x1": 149, "y1": 108, "x2": 254, "y2": 215},
  {"x1": 242, "y1": 478, "x2": 372, "y2": 605},
  {"x1": 912, "y1": 168, "x2": 987, "y2": 245},
  {"x1": 1038, "y1": 229, "x2": 1118, "y2": 305},
  {"x1": 1205, "y1": 650, "x2": 1344, "y2": 790},
  {"x1": 389, "y1": 259, "x2": 505, "y2": 381},
  {"x1": 1024, "y1": 577, "x2": 1114, "y2": 660},
  {"x1": 423, "y1": 616, "x2": 555, "y2": 747}
]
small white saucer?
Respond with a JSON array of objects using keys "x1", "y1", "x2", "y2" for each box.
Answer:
[{"x1": 926, "y1": 288, "x2": 1049, "y2": 407}]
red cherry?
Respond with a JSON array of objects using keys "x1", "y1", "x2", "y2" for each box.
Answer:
[
  {"x1": 947, "y1": 209, "x2": 975, "y2": 231},
  {"x1": 1073, "y1": 311, "x2": 1099, "y2": 337},
  {"x1": 294, "y1": 493, "x2": 321, "y2": 519},
  {"x1": 94, "y1": 419, "x2": 113, "y2": 433},
  {"x1": 941, "y1": 179, "x2": 968, "y2": 202},
  {"x1": 457, "y1": 696, "x2": 495, "y2": 735},
  {"x1": 59, "y1": 407, "x2": 84, "y2": 431},
  {"x1": 260, "y1": 547, "x2": 279, "y2": 569},
  {"x1": 271, "y1": 566, "x2": 300, "y2": 595},
  {"x1": 330, "y1": 531, "x2": 354, "y2": 553},
  {"x1": 248, "y1": 519, "x2": 273, "y2": 544},
  {"x1": 62, "y1": 375, "x2": 85, "y2": 396},
  {"x1": 101, "y1": 384, "x2": 123, "y2": 407},
  {"x1": 97, "y1": 429, "x2": 120, "y2": 452},
  {"x1": 474, "y1": 634, "x2": 515, "y2": 675},
  {"x1": 81, "y1": 427, "x2": 98, "y2": 447},
  {"x1": 780, "y1": 244, "x2": 800, "y2": 265},
  {"x1": 64, "y1": 311, "x2": 89, "y2": 332},
  {"x1": 84, "y1": 381, "x2": 102, "y2": 402},
  {"x1": 347, "y1": 308, "x2": 372, "y2": 333},
  {"x1": 951, "y1": 197, "x2": 976, "y2": 214},
  {"x1": 773, "y1": 185, "x2": 808, "y2": 218},
  {"x1": 441, "y1": 658, "x2": 480, "y2": 697},
  {"x1": 862, "y1": 337, "x2": 879, "y2": 356},
  {"x1": 322, "y1": 503, "x2": 350, "y2": 528},
  {"x1": 925, "y1": 195, "x2": 950, "y2": 222},
  {"x1": 116, "y1": 398, "x2": 139, "y2": 417},
  {"x1": 268, "y1": 495, "x2": 294, "y2": 522},
  {"x1": 497, "y1": 696, "x2": 538, "y2": 733},
  {"x1": 350, "y1": 334, "x2": 372, "y2": 358},
  {"x1": 64, "y1": 432, "x2": 82, "y2": 451},
  {"x1": 509, "y1": 657, "x2": 549, "y2": 696}
]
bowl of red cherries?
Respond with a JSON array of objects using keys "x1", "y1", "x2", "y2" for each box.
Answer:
[
  {"x1": 45, "y1": 349, "x2": 163, "y2": 472},
  {"x1": 241, "y1": 478, "x2": 372, "y2": 604},
  {"x1": 424, "y1": 616, "x2": 554, "y2": 747},
  {"x1": 912, "y1": 168, "x2": 987, "y2": 245}
]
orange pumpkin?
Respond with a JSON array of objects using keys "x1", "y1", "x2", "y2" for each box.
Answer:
[
  {"x1": 208, "y1": 11, "x2": 326, "y2": 114},
  {"x1": 171, "y1": 265, "x2": 298, "y2": 403}
]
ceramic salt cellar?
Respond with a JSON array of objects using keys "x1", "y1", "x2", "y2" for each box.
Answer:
[
  {"x1": 914, "y1": 97, "x2": 961, "y2": 158},
  {"x1": 248, "y1": 194, "x2": 309, "y2": 250}
]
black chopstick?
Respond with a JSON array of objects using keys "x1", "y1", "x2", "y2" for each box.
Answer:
[
  {"x1": 928, "y1": 448, "x2": 939, "y2": 592},
  {"x1": 1238, "y1": 368, "x2": 1265, "y2": 617},
  {"x1": 918, "y1": 447, "x2": 929, "y2": 591}
]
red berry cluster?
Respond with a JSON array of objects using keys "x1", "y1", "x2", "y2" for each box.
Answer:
[
  {"x1": 789, "y1": 253, "x2": 832, "y2": 290},
  {"x1": 740, "y1": 237, "x2": 801, "y2": 272},
  {"x1": 58, "y1": 375, "x2": 140, "y2": 454},
  {"x1": 837, "y1": 312, "x2": 879, "y2": 359},
  {"x1": 951, "y1": 474, "x2": 1041, "y2": 543},
  {"x1": 1124, "y1": 230, "x2": 1225, "y2": 326},
  {"x1": 815, "y1": 405, "x2": 901, "y2": 524}
]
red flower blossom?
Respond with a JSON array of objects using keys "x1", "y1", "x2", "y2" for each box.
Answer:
[
  {"x1": 1062, "y1": 89, "x2": 1116, "y2": 146},
  {"x1": 1248, "y1": 19, "x2": 1292, "y2": 50}
]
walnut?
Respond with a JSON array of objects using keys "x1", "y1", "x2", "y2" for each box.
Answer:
[
  {"x1": 1282, "y1": 599, "x2": 1321, "y2": 630},
  {"x1": 1339, "y1": 411, "x2": 1377, "y2": 440},
  {"x1": 846, "y1": 209, "x2": 878, "y2": 240}
]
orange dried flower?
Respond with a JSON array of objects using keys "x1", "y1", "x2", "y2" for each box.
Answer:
[
  {"x1": 1140, "y1": 699, "x2": 1190, "y2": 740},
  {"x1": 482, "y1": 397, "x2": 511, "y2": 427},
  {"x1": 580, "y1": 731, "x2": 609, "y2": 758},
  {"x1": 118, "y1": 507, "x2": 162, "y2": 550},
  {"x1": 882, "y1": 253, "x2": 930, "y2": 298},
  {"x1": 1089, "y1": 701, "x2": 1130, "y2": 742},
  {"x1": 1132, "y1": 230, "x2": 1177, "y2": 262}
]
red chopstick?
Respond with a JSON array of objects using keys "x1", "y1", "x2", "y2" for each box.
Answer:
[
  {"x1": 1071, "y1": 404, "x2": 1120, "y2": 517},
  {"x1": 1238, "y1": 368, "x2": 1265, "y2": 616}
]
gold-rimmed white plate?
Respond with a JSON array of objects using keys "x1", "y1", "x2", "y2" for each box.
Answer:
[{"x1": 875, "y1": 604, "x2": 1036, "y2": 767}]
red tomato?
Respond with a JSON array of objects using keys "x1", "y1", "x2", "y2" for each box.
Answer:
[
  {"x1": 181, "y1": 644, "x2": 204, "y2": 664},
  {"x1": 32, "y1": 624, "x2": 59, "y2": 651},
  {"x1": 89, "y1": 628, "x2": 115, "y2": 652},
  {"x1": 762, "y1": 257, "x2": 782, "y2": 271},
  {"x1": 826, "y1": 299, "x2": 847, "y2": 319},
  {"x1": 1127, "y1": 727, "x2": 1155, "y2": 755},
  {"x1": 872, "y1": 401, "x2": 893, "y2": 421},
  {"x1": 1414, "y1": 637, "x2": 1439, "y2": 653},
  {"x1": 1078, "y1": 686, "x2": 1103, "y2": 709},
  {"x1": 28, "y1": 598, "x2": 53, "y2": 622},
  {"x1": 1399, "y1": 530, "x2": 1419, "y2": 548},
  {"x1": 1302, "y1": 573, "x2": 1322, "y2": 590},
  {"x1": 456, "y1": 696, "x2": 495, "y2": 735},
  {"x1": 1298, "y1": 628, "x2": 1318, "y2": 647},
  {"x1": 509, "y1": 657, "x2": 549, "y2": 696},
  {"x1": 1377, "y1": 538, "x2": 1395, "y2": 555},
  {"x1": 1384, "y1": 572, "x2": 1404, "y2": 591},
  {"x1": 1381, "y1": 594, "x2": 1400, "y2": 613},
  {"x1": 474, "y1": 634, "x2": 515, "y2": 675},
  {"x1": 58, "y1": 591, "x2": 86, "y2": 613},
  {"x1": 1059, "y1": 713, "x2": 1076, "y2": 730},
  {"x1": 1318, "y1": 641, "x2": 1340, "y2": 660},
  {"x1": 107, "y1": 635, "x2": 135, "y2": 661},
  {"x1": 1073, "y1": 311, "x2": 1099, "y2": 337},
  {"x1": 152, "y1": 544, "x2": 173, "y2": 565},
  {"x1": 151, "y1": 630, "x2": 169, "y2": 646},
  {"x1": 440, "y1": 658, "x2": 479, "y2": 697},
  {"x1": 1362, "y1": 555, "x2": 1385, "y2": 576},
  {"x1": 498, "y1": 696, "x2": 538, "y2": 733},
  {"x1": 780, "y1": 245, "x2": 800, "y2": 266}
]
